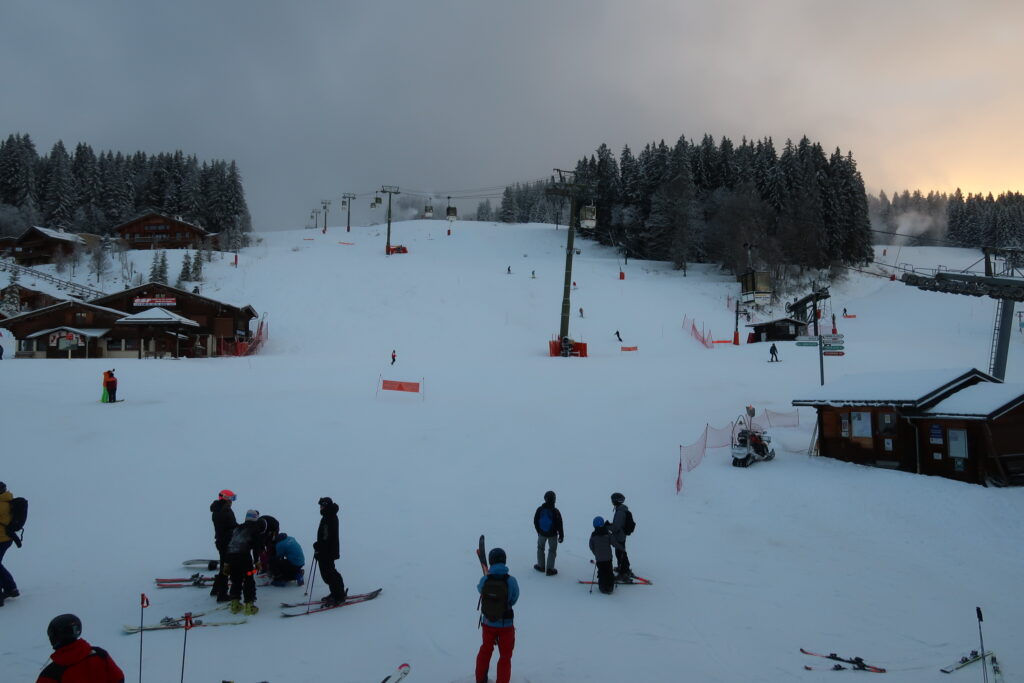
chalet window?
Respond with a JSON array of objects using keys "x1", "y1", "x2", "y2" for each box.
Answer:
[
  {"x1": 878, "y1": 412, "x2": 897, "y2": 436},
  {"x1": 74, "y1": 312, "x2": 88, "y2": 324},
  {"x1": 106, "y1": 338, "x2": 124, "y2": 351},
  {"x1": 840, "y1": 413, "x2": 850, "y2": 437},
  {"x1": 145, "y1": 224, "x2": 167, "y2": 232},
  {"x1": 124, "y1": 338, "x2": 140, "y2": 351},
  {"x1": 949, "y1": 429, "x2": 968, "y2": 471},
  {"x1": 850, "y1": 412, "x2": 872, "y2": 438}
]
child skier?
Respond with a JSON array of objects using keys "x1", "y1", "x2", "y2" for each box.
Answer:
[{"x1": 589, "y1": 517, "x2": 614, "y2": 594}]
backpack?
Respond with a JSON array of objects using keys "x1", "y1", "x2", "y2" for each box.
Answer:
[
  {"x1": 537, "y1": 507, "x2": 554, "y2": 534},
  {"x1": 7, "y1": 497, "x2": 27, "y2": 547},
  {"x1": 480, "y1": 574, "x2": 510, "y2": 622},
  {"x1": 623, "y1": 509, "x2": 636, "y2": 536}
]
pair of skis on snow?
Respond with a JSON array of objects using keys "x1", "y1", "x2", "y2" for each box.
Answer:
[{"x1": 939, "y1": 650, "x2": 1004, "y2": 681}]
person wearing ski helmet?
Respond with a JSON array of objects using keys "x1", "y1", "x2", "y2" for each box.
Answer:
[
  {"x1": 589, "y1": 516, "x2": 615, "y2": 594},
  {"x1": 609, "y1": 492, "x2": 632, "y2": 578},
  {"x1": 269, "y1": 532, "x2": 306, "y2": 586},
  {"x1": 225, "y1": 508, "x2": 268, "y2": 615},
  {"x1": 209, "y1": 489, "x2": 237, "y2": 602},
  {"x1": 533, "y1": 490, "x2": 564, "y2": 575},
  {"x1": 476, "y1": 547, "x2": 519, "y2": 683},
  {"x1": 313, "y1": 497, "x2": 347, "y2": 606},
  {"x1": 37, "y1": 613, "x2": 124, "y2": 683}
]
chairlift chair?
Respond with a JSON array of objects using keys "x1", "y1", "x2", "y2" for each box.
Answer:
[
  {"x1": 424, "y1": 204, "x2": 434, "y2": 219},
  {"x1": 580, "y1": 204, "x2": 597, "y2": 229},
  {"x1": 446, "y1": 206, "x2": 457, "y2": 220}
]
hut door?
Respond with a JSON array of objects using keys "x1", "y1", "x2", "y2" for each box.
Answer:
[{"x1": 948, "y1": 429, "x2": 968, "y2": 472}]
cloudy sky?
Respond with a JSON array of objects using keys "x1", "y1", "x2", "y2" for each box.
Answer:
[{"x1": 2, "y1": 0, "x2": 1022, "y2": 230}]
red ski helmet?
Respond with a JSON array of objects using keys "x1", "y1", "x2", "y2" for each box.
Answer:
[{"x1": 218, "y1": 489, "x2": 237, "y2": 501}]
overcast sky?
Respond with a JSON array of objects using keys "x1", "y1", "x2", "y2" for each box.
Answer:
[{"x1": 2, "y1": 0, "x2": 1022, "y2": 230}]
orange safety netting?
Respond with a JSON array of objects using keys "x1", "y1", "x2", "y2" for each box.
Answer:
[{"x1": 382, "y1": 380, "x2": 420, "y2": 393}]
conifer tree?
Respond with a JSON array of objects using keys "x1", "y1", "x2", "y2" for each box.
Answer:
[
  {"x1": 177, "y1": 252, "x2": 193, "y2": 287},
  {"x1": 189, "y1": 250, "x2": 203, "y2": 280}
]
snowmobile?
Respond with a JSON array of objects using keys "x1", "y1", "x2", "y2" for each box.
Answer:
[{"x1": 731, "y1": 407, "x2": 775, "y2": 467}]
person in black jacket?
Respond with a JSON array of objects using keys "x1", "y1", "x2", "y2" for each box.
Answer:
[
  {"x1": 532, "y1": 490, "x2": 564, "y2": 575},
  {"x1": 314, "y1": 497, "x2": 347, "y2": 606},
  {"x1": 589, "y1": 516, "x2": 614, "y2": 594},
  {"x1": 209, "y1": 489, "x2": 237, "y2": 602},
  {"x1": 225, "y1": 509, "x2": 268, "y2": 615}
]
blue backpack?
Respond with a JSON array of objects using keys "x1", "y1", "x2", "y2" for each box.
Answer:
[{"x1": 538, "y1": 507, "x2": 554, "y2": 534}]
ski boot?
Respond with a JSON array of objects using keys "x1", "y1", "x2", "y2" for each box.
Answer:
[
  {"x1": 243, "y1": 602, "x2": 259, "y2": 616},
  {"x1": 295, "y1": 568, "x2": 304, "y2": 586},
  {"x1": 228, "y1": 599, "x2": 242, "y2": 614}
]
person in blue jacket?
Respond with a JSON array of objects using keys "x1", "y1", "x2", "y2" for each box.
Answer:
[
  {"x1": 269, "y1": 532, "x2": 305, "y2": 586},
  {"x1": 475, "y1": 547, "x2": 519, "y2": 683}
]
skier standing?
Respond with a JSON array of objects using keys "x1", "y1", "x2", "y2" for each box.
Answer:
[
  {"x1": 209, "y1": 489, "x2": 237, "y2": 602},
  {"x1": 0, "y1": 481, "x2": 20, "y2": 606},
  {"x1": 532, "y1": 491, "x2": 564, "y2": 575},
  {"x1": 391, "y1": 350, "x2": 396, "y2": 365},
  {"x1": 476, "y1": 547, "x2": 519, "y2": 683},
  {"x1": 314, "y1": 497, "x2": 347, "y2": 606},
  {"x1": 769, "y1": 343, "x2": 779, "y2": 362},
  {"x1": 609, "y1": 492, "x2": 633, "y2": 579},
  {"x1": 614, "y1": 330, "x2": 622, "y2": 342},
  {"x1": 37, "y1": 614, "x2": 124, "y2": 683},
  {"x1": 589, "y1": 516, "x2": 615, "y2": 594},
  {"x1": 225, "y1": 509, "x2": 268, "y2": 615},
  {"x1": 102, "y1": 370, "x2": 117, "y2": 403}
]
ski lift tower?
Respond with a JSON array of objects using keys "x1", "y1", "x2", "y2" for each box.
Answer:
[
  {"x1": 901, "y1": 247, "x2": 1024, "y2": 380},
  {"x1": 379, "y1": 185, "x2": 400, "y2": 254},
  {"x1": 545, "y1": 169, "x2": 592, "y2": 352},
  {"x1": 341, "y1": 193, "x2": 356, "y2": 232}
]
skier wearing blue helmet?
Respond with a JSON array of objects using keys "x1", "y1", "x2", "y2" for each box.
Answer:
[{"x1": 589, "y1": 516, "x2": 615, "y2": 594}]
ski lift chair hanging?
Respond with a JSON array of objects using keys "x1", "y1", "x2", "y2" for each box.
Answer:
[{"x1": 580, "y1": 204, "x2": 597, "y2": 229}]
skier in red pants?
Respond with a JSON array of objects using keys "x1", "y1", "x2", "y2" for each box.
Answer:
[{"x1": 476, "y1": 548, "x2": 519, "y2": 683}]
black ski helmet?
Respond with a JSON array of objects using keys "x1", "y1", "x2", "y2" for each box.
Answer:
[
  {"x1": 611, "y1": 492, "x2": 625, "y2": 505},
  {"x1": 47, "y1": 613, "x2": 82, "y2": 650},
  {"x1": 543, "y1": 490, "x2": 555, "y2": 504},
  {"x1": 488, "y1": 547, "x2": 507, "y2": 565}
]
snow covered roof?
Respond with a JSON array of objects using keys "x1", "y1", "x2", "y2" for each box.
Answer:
[
  {"x1": 922, "y1": 382, "x2": 1024, "y2": 420},
  {"x1": 745, "y1": 317, "x2": 807, "y2": 328},
  {"x1": 25, "y1": 326, "x2": 111, "y2": 339},
  {"x1": 114, "y1": 307, "x2": 200, "y2": 326},
  {"x1": 28, "y1": 226, "x2": 87, "y2": 244},
  {"x1": 0, "y1": 299, "x2": 132, "y2": 325},
  {"x1": 791, "y1": 368, "x2": 997, "y2": 408}
]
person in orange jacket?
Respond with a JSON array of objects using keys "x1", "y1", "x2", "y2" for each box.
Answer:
[{"x1": 102, "y1": 370, "x2": 118, "y2": 403}]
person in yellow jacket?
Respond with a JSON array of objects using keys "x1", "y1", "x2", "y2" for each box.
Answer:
[{"x1": 0, "y1": 482, "x2": 20, "y2": 606}]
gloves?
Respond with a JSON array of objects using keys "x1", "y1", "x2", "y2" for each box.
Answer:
[{"x1": 558, "y1": 536, "x2": 564, "y2": 544}]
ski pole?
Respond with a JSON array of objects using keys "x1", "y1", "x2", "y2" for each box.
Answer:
[
  {"x1": 138, "y1": 593, "x2": 149, "y2": 683},
  {"x1": 589, "y1": 562, "x2": 597, "y2": 595},
  {"x1": 305, "y1": 558, "x2": 319, "y2": 615},
  {"x1": 976, "y1": 607, "x2": 988, "y2": 683},
  {"x1": 304, "y1": 560, "x2": 318, "y2": 598},
  {"x1": 179, "y1": 613, "x2": 193, "y2": 683}
]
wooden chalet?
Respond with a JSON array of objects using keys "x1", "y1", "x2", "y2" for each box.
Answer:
[
  {"x1": 0, "y1": 284, "x2": 63, "y2": 317},
  {"x1": 793, "y1": 368, "x2": 1024, "y2": 486},
  {"x1": 113, "y1": 212, "x2": 215, "y2": 250},
  {"x1": 90, "y1": 282, "x2": 258, "y2": 357},
  {"x1": 0, "y1": 300, "x2": 131, "y2": 358},
  {"x1": 746, "y1": 317, "x2": 808, "y2": 343},
  {"x1": 0, "y1": 235, "x2": 15, "y2": 256},
  {"x1": 10, "y1": 226, "x2": 88, "y2": 266}
]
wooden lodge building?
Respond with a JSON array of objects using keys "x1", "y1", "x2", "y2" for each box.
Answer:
[
  {"x1": 793, "y1": 368, "x2": 1024, "y2": 486},
  {"x1": 113, "y1": 212, "x2": 216, "y2": 250},
  {"x1": 1, "y1": 282, "x2": 258, "y2": 359},
  {"x1": 0, "y1": 285, "x2": 63, "y2": 319},
  {"x1": 10, "y1": 226, "x2": 88, "y2": 267},
  {"x1": 746, "y1": 317, "x2": 809, "y2": 343}
]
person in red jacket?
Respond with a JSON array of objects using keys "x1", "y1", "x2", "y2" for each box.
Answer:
[
  {"x1": 37, "y1": 613, "x2": 124, "y2": 683},
  {"x1": 102, "y1": 370, "x2": 118, "y2": 403}
]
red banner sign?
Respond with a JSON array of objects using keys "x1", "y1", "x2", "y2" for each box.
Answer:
[
  {"x1": 133, "y1": 297, "x2": 176, "y2": 307},
  {"x1": 381, "y1": 380, "x2": 420, "y2": 393},
  {"x1": 621, "y1": 346, "x2": 638, "y2": 352}
]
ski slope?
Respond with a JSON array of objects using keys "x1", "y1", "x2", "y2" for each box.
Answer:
[{"x1": 2, "y1": 221, "x2": 1023, "y2": 682}]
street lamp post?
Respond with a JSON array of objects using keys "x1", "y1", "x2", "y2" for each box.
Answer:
[{"x1": 321, "y1": 200, "x2": 331, "y2": 234}]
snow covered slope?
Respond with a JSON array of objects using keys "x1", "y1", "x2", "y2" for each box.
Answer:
[{"x1": 1, "y1": 221, "x2": 1022, "y2": 682}]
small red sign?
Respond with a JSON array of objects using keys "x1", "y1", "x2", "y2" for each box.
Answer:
[
  {"x1": 823, "y1": 351, "x2": 845, "y2": 356},
  {"x1": 66, "y1": 332, "x2": 74, "y2": 340}
]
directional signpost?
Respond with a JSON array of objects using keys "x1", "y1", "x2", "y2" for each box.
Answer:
[{"x1": 794, "y1": 333, "x2": 846, "y2": 385}]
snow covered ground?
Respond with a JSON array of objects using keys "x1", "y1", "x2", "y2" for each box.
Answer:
[{"x1": 2, "y1": 221, "x2": 1023, "y2": 682}]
